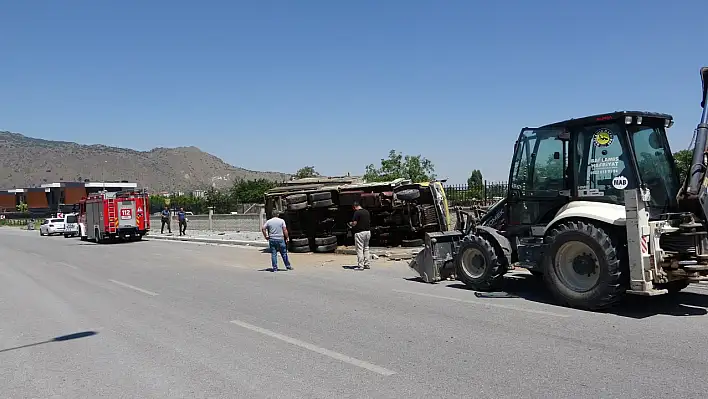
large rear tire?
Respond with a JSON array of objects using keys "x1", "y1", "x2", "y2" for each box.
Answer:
[
  {"x1": 454, "y1": 235, "x2": 506, "y2": 291},
  {"x1": 544, "y1": 221, "x2": 627, "y2": 310}
]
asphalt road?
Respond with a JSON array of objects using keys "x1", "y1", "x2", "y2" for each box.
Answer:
[{"x1": 3, "y1": 228, "x2": 708, "y2": 398}]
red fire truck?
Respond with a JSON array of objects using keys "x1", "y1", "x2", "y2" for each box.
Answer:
[{"x1": 78, "y1": 190, "x2": 150, "y2": 243}]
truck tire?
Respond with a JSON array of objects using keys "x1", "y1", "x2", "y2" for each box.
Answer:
[
  {"x1": 287, "y1": 201, "x2": 308, "y2": 211},
  {"x1": 659, "y1": 280, "x2": 690, "y2": 294},
  {"x1": 309, "y1": 192, "x2": 332, "y2": 202},
  {"x1": 290, "y1": 245, "x2": 311, "y2": 253},
  {"x1": 396, "y1": 189, "x2": 421, "y2": 201},
  {"x1": 314, "y1": 243, "x2": 337, "y2": 253},
  {"x1": 311, "y1": 199, "x2": 333, "y2": 208},
  {"x1": 455, "y1": 234, "x2": 506, "y2": 291},
  {"x1": 290, "y1": 237, "x2": 310, "y2": 247},
  {"x1": 402, "y1": 238, "x2": 424, "y2": 247},
  {"x1": 314, "y1": 235, "x2": 337, "y2": 246},
  {"x1": 544, "y1": 221, "x2": 627, "y2": 310},
  {"x1": 286, "y1": 194, "x2": 307, "y2": 204}
]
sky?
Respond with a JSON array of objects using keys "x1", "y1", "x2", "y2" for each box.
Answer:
[{"x1": 1, "y1": 0, "x2": 707, "y2": 184}]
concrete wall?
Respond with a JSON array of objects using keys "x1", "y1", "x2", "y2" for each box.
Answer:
[{"x1": 174, "y1": 213, "x2": 263, "y2": 232}]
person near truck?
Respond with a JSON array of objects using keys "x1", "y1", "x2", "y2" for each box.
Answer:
[
  {"x1": 160, "y1": 206, "x2": 171, "y2": 234},
  {"x1": 262, "y1": 214, "x2": 293, "y2": 272},
  {"x1": 177, "y1": 207, "x2": 187, "y2": 236},
  {"x1": 349, "y1": 201, "x2": 371, "y2": 269}
]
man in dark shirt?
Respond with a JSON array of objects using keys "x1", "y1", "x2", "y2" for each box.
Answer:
[
  {"x1": 160, "y1": 206, "x2": 171, "y2": 234},
  {"x1": 177, "y1": 207, "x2": 187, "y2": 236},
  {"x1": 349, "y1": 201, "x2": 371, "y2": 269}
]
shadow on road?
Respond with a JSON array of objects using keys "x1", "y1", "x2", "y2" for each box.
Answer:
[
  {"x1": 0, "y1": 331, "x2": 98, "y2": 354},
  {"x1": 405, "y1": 274, "x2": 708, "y2": 319}
]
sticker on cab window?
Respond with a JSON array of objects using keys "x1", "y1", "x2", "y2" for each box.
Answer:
[
  {"x1": 612, "y1": 176, "x2": 629, "y2": 190},
  {"x1": 592, "y1": 128, "x2": 614, "y2": 147}
]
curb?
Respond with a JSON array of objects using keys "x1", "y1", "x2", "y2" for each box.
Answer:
[{"x1": 146, "y1": 234, "x2": 269, "y2": 248}]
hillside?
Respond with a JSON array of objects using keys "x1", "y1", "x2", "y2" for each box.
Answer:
[{"x1": 0, "y1": 131, "x2": 291, "y2": 192}]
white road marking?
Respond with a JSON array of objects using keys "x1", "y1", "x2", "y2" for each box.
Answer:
[
  {"x1": 229, "y1": 320, "x2": 396, "y2": 376},
  {"x1": 108, "y1": 279, "x2": 159, "y2": 296},
  {"x1": 392, "y1": 289, "x2": 569, "y2": 318},
  {"x1": 57, "y1": 261, "x2": 79, "y2": 270}
]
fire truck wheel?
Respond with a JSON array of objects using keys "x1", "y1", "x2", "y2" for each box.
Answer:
[
  {"x1": 543, "y1": 221, "x2": 627, "y2": 310},
  {"x1": 309, "y1": 192, "x2": 332, "y2": 202},
  {"x1": 287, "y1": 201, "x2": 308, "y2": 211},
  {"x1": 311, "y1": 199, "x2": 334, "y2": 208},
  {"x1": 286, "y1": 194, "x2": 308, "y2": 204}
]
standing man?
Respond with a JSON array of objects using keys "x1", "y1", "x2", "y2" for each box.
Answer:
[
  {"x1": 349, "y1": 201, "x2": 371, "y2": 269},
  {"x1": 177, "y1": 207, "x2": 187, "y2": 236},
  {"x1": 160, "y1": 206, "x2": 171, "y2": 234},
  {"x1": 261, "y1": 213, "x2": 293, "y2": 272}
]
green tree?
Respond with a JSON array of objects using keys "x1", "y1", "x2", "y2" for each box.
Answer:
[
  {"x1": 205, "y1": 187, "x2": 230, "y2": 214},
  {"x1": 364, "y1": 150, "x2": 436, "y2": 183},
  {"x1": 230, "y1": 179, "x2": 278, "y2": 204},
  {"x1": 673, "y1": 149, "x2": 692, "y2": 184},
  {"x1": 295, "y1": 166, "x2": 318, "y2": 179},
  {"x1": 467, "y1": 170, "x2": 483, "y2": 200}
]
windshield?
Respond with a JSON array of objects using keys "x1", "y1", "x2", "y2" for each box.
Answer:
[
  {"x1": 629, "y1": 125, "x2": 679, "y2": 212},
  {"x1": 51, "y1": 218, "x2": 64, "y2": 223},
  {"x1": 66, "y1": 215, "x2": 77, "y2": 223}
]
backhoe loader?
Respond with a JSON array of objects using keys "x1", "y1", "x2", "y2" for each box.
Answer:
[{"x1": 411, "y1": 67, "x2": 708, "y2": 310}]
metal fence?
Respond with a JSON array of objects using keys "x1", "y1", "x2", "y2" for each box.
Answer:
[{"x1": 443, "y1": 181, "x2": 507, "y2": 207}]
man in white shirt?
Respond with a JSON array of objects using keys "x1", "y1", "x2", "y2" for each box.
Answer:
[{"x1": 261, "y1": 214, "x2": 293, "y2": 272}]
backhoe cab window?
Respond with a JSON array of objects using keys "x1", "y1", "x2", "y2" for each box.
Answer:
[
  {"x1": 511, "y1": 128, "x2": 566, "y2": 195},
  {"x1": 629, "y1": 125, "x2": 679, "y2": 211},
  {"x1": 574, "y1": 123, "x2": 635, "y2": 203}
]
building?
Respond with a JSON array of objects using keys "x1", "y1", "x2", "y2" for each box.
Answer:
[
  {"x1": 0, "y1": 181, "x2": 139, "y2": 216},
  {"x1": 41, "y1": 181, "x2": 138, "y2": 213}
]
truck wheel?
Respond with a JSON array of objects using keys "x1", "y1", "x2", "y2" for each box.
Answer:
[
  {"x1": 396, "y1": 189, "x2": 421, "y2": 201},
  {"x1": 454, "y1": 235, "x2": 505, "y2": 291},
  {"x1": 402, "y1": 238, "x2": 424, "y2": 247},
  {"x1": 309, "y1": 192, "x2": 332, "y2": 202},
  {"x1": 314, "y1": 243, "x2": 337, "y2": 252},
  {"x1": 290, "y1": 237, "x2": 310, "y2": 247},
  {"x1": 314, "y1": 235, "x2": 337, "y2": 246},
  {"x1": 544, "y1": 221, "x2": 626, "y2": 310},
  {"x1": 658, "y1": 280, "x2": 690, "y2": 294},
  {"x1": 290, "y1": 245, "x2": 311, "y2": 253},
  {"x1": 287, "y1": 201, "x2": 308, "y2": 211},
  {"x1": 311, "y1": 199, "x2": 333, "y2": 208},
  {"x1": 286, "y1": 194, "x2": 307, "y2": 204}
]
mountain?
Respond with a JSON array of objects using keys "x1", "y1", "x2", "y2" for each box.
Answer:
[{"x1": 0, "y1": 131, "x2": 292, "y2": 192}]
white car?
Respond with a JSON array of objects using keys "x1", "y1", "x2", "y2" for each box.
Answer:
[
  {"x1": 40, "y1": 217, "x2": 66, "y2": 236},
  {"x1": 63, "y1": 213, "x2": 80, "y2": 238}
]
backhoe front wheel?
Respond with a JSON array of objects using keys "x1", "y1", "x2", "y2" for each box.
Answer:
[
  {"x1": 544, "y1": 221, "x2": 627, "y2": 310},
  {"x1": 455, "y1": 235, "x2": 506, "y2": 291}
]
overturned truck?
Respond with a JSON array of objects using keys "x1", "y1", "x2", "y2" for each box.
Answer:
[{"x1": 264, "y1": 177, "x2": 451, "y2": 253}]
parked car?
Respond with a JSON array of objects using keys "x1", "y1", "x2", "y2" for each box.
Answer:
[
  {"x1": 40, "y1": 217, "x2": 66, "y2": 236},
  {"x1": 63, "y1": 213, "x2": 80, "y2": 238}
]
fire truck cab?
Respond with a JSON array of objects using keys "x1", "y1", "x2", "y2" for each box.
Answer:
[{"x1": 79, "y1": 190, "x2": 150, "y2": 243}]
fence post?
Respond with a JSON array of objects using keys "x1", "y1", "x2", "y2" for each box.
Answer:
[
  {"x1": 259, "y1": 206, "x2": 265, "y2": 228},
  {"x1": 208, "y1": 206, "x2": 214, "y2": 231}
]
